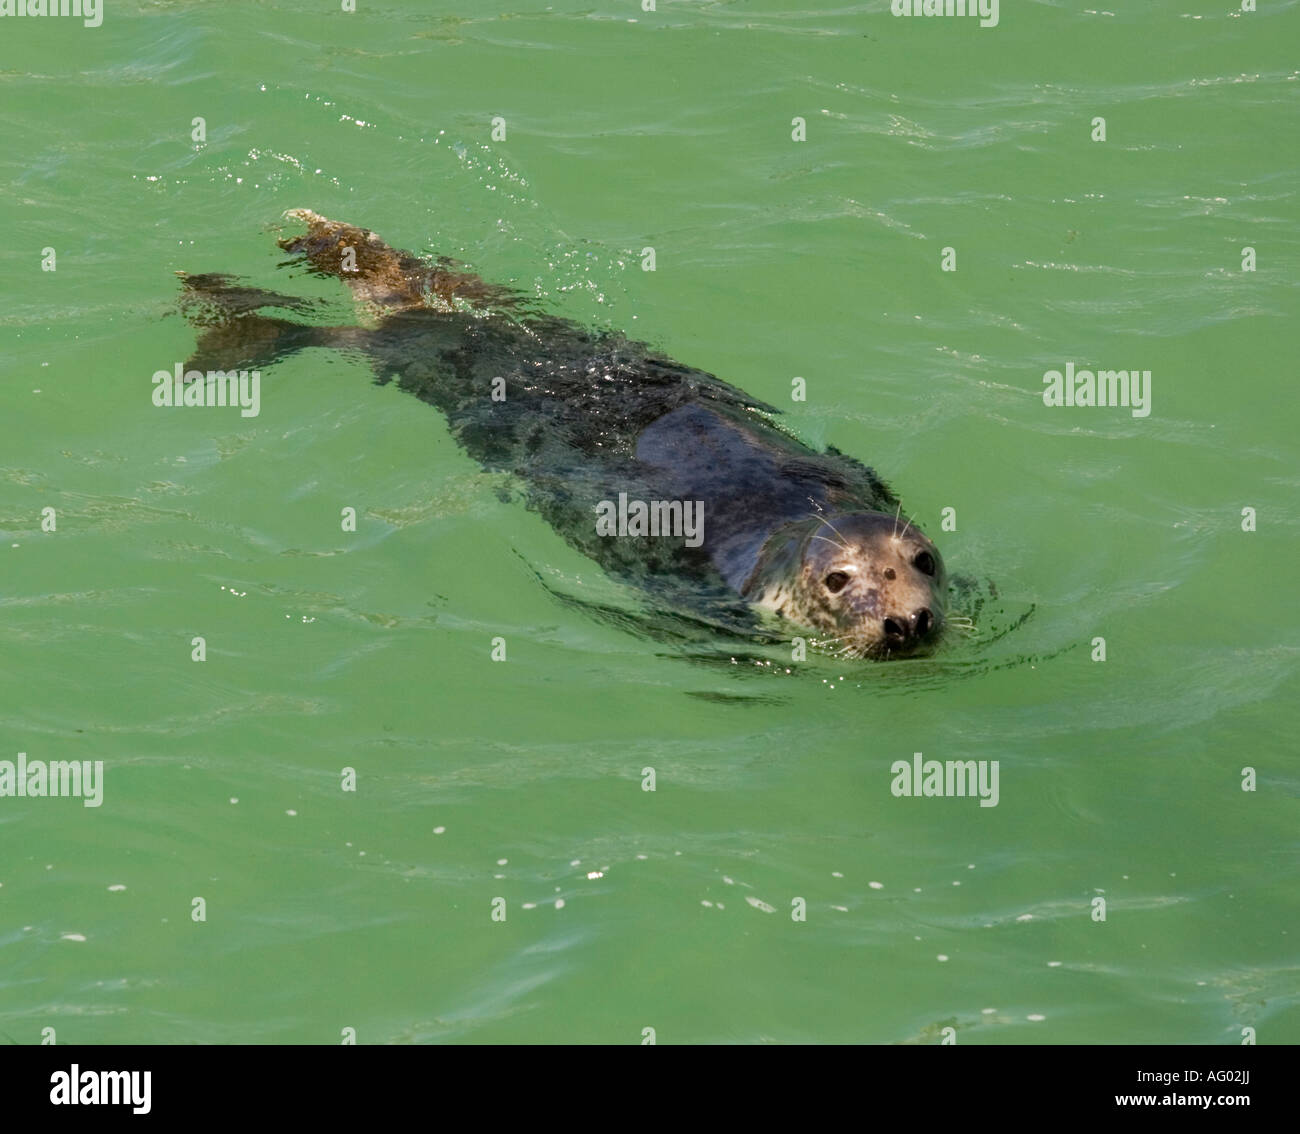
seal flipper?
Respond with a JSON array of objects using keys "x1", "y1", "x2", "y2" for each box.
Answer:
[
  {"x1": 177, "y1": 271, "x2": 322, "y2": 321},
  {"x1": 183, "y1": 313, "x2": 343, "y2": 375},
  {"x1": 177, "y1": 271, "x2": 366, "y2": 373},
  {"x1": 277, "y1": 208, "x2": 518, "y2": 313}
]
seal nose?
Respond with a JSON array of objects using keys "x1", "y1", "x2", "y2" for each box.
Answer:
[
  {"x1": 883, "y1": 608, "x2": 936, "y2": 647},
  {"x1": 915, "y1": 608, "x2": 934, "y2": 638},
  {"x1": 882, "y1": 616, "x2": 910, "y2": 644}
]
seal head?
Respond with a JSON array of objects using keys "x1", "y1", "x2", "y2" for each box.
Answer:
[{"x1": 745, "y1": 512, "x2": 947, "y2": 658}]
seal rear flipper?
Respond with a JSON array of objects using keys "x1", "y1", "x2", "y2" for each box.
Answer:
[
  {"x1": 278, "y1": 208, "x2": 519, "y2": 313},
  {"x1": 183, "y1": 315, "x2": 348, "y2": 375},
  {"x1": 176, "y1": 271, "x2": 323, "y2": 322},
  {"x1": 177, "y1": 269, "x2": 370, "y2": 372}
]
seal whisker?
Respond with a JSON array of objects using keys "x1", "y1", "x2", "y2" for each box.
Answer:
[
  {"x1": 807, "y1": 511, "x2": 859, "y2": 555},
  {"x1": 809, "y1": 534, "x2": 852, "y2": 554}
]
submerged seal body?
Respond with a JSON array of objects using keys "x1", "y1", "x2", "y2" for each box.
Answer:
[{"x1": 180, "y1": 210, "x2": 947, "y2": 658}]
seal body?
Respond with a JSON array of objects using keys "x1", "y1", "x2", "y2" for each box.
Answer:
[{"x1": 180, "y1": 210, "x2": 947, "y2": 658}]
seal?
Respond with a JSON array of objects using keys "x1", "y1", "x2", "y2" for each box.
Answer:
[{"x1": 179, "y1": 210, "x2": 947, "y2": 659}]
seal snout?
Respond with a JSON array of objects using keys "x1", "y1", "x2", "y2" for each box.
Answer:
[{"x1": 883, "y1": 605, "x2": 941, "y2": 650}]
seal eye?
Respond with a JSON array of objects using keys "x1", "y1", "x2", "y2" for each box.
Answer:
[
  {"x1": 913, "y1": 551, "x2": 936, "y2": 577},
  {"x1": 824, "y1": 571, "x2": 850, "y2": 594}
]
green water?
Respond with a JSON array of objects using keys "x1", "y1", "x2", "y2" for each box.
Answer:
[{"x1": 1, "y1": 1, "x2": 1297, "y2": 1045}]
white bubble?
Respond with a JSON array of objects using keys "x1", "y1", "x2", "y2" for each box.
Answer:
[
  {"x1": 1027, "y1": 1014, "x2": 1046, "y2": 1022},
  {"x1": 555, "y1": 899, "x2": 565, "y2": 910},
  {"x1": 61, "y1": 933, "x2": 87, "y2": 942},
  {"x1": 107, "y1": 884, "x2": 126, "y2": 892},
  {"x1": 868, "y1": 881, "x2": 883, "y2": 890},
  {"x1": 937, "y1": 954, "x2": 949, "y2": 962},
  {"x1": 433, "y1": 827, "x2": 446, "y2": 834}
]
